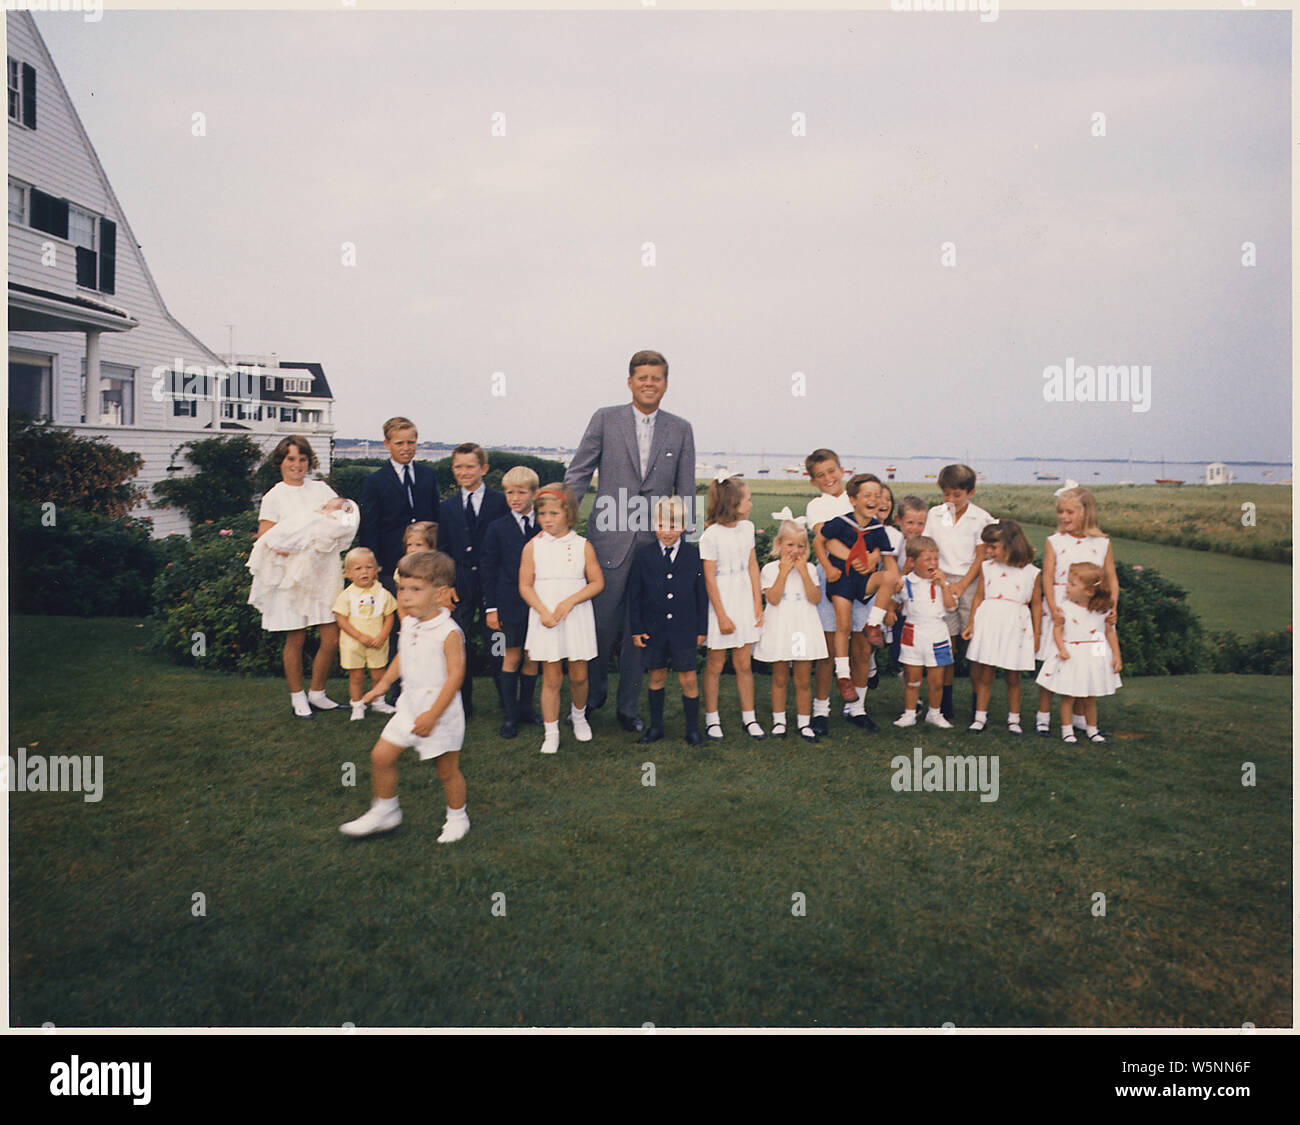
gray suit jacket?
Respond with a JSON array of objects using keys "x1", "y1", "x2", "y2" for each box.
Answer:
[{"x1": 565, "y1": 403, "x2": 697, "y2": 572}]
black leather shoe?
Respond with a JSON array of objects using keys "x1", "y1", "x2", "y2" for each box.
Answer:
[
  {"x1": 618, "y1": 713, "x2": 645, "y2": 733},
  {"x1": 684, "y1": 729, "x2": 703, "y2": 745},
  {"x1": 848, "y1": 712, "x2": 879, "y2": 732},
  {"x1": 499, "y1": 720, "x2": 518, "y2": 739},
  {"x1": 867, "y1": 672, "x2": 880, "y2": 690},
  {"x1": 585, "y1": 694, "x2": 607, "y2": 712},
  {"x1": 519, "y1": 710, "x2": 544, "y2": 726},
  {"x1": 811, "y1": 715, "x2": 829, "y2": 736},
  {"x1": 637, "y1": 726, "x2": 664, "y2": 744}
]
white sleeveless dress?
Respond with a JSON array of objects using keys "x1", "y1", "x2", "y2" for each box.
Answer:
[
  {"x1": 1036, "y1": 603, "x2": 1122, "y2": 698},
  {"x1": 967, "y1": 560, "x2": 1039, "y2": 671},
  {"x1": 754, "y1": 560, "x2": 829, "y2": 662},
  {"x1": 1037, "y1": 532, "x2": 1111, "y2": 661},
  {"x1": 525, "y1": 530, "x2": 598, "y2": 662}
]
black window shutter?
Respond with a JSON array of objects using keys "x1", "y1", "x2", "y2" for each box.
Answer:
[
  {"x1": 76, "y1": 246, "x2": 97, "y2": 288},
  {"x1": 21, "y1": 62, "x2": 36, "y2": 129},
  {"x1": 98, "y1": 217, "x2": 116, "y2": 293},
  {"x1": 30, "y1": 190, "x2": 69, "y2": 239}
]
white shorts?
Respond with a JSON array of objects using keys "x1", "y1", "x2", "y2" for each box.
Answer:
[
  {"x1": 898, "y1": 621, "x2": 954, "y2": 669},
  {"x1": 816, "y1": 566, "x2": 871, "y2": 634},
  {"x1": 380, "y1": 703, "x2": 464, "y2": 761}
]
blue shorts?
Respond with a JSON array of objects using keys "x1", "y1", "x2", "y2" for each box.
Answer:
[
  {"x1": 493, "y1": 616, "x2": 528, "y2": 649},
  {"x1": 817, "y1": 566, "x2": 871, "y2": 634},
  {"x1": 643, "y1": 633, "x2": 700, "y2": 673}
]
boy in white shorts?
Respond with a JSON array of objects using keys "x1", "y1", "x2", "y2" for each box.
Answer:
[
  {"x1": 922, "y1": 464, "x2": 995, "y2": 719},
  {"x1": 332, "y1": 547, "x2": 399, "y2": 721},
  {"x1": 340, "y1": 550, "x2": 470, "y2": 843},
  {"x1": 893, "y1": 536, "x2": 957, "y2": 729}
]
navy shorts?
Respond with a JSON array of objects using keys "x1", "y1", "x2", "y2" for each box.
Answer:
[
  {"x1": 643, "y1": 634, "x2": 700, "y2": 673},
  {"x1": 494, "y1": 616, "x2": 528, "y2": 649}
]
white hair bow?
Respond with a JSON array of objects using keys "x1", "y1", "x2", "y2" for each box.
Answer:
[
  {"x1": 715, "y1": 470, "x2": 735, "y2": 483},
  {"x1": 1053, "y1": 479, "x2": 1080, "y2": 497},
  {"x1": 771, "y1": 506, "x2": 808, "y2": 528}
]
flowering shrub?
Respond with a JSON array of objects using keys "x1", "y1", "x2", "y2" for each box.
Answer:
[{"x1": 150, "y1": 512, "x2": 307, "y2": 674}]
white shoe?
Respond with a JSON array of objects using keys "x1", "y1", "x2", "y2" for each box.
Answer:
[
  {"x1": 340, "y1": 801, "x2": 402, "y2": 837},
  {"x1": 925, "y1": 710, "x2": 953, "y2": 729},
  {"x1": 572, "y1": 712, "x2": 593, "y2": 742},
  {"x1": 540, "y1": 731, "x2": 560, "y2": 754},
  {"x1": 369, "y1": 698, "x2": 397, "y2": 714},
  {"x1": 290, "y1": 694, "x2": 313, "y2": 718},
  {"x1": 350, "y1": 702, "x2": 366, "y2": 722},
  {"x1": 894, "y1": 711, "x2": 918, "y2": 727},
  {"x1": 437, "y1": 816, "x2": 470, "y2": 844},
  {"x1": 309, "y1": 690, "x2": 342, "y2": 711}
]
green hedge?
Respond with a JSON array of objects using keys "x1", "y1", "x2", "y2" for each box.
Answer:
[
  {"x1": 149, "y1": 512, "x2": 301, "y2": 675},
  {"x1": 9, "y1": 501, "x2": 158, "y2": 616}
]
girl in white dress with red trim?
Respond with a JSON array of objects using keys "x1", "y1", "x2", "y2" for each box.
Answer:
[
  {"x1": 1034, "y1": 485, "x2": 1119, "y2": 736},
  {"x1": 961, "y1": 520, "x2": 1042, "y2": 734},
  {"x1": 754, "y1": 515, "x2": 828, "y2": 742},
  {"x1": 1035, "y1": 561, "x2": 1122, "y2": 744},
  {"x1": 699, "y1": 475, "x2": 765, "y2": 740},
  {"x1": 520, "y1": 483, "x2": 604, "y2": 755}
]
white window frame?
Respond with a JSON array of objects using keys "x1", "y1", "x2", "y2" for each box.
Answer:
[
  {"x1": 8, "y1": 179, "x2": 27, "y2": 225},
  {"x1": 7, "y1": 57, "x2": 21, "y2": 124},
  {"x1": 68, "y1": 205, "x2": 97, "y2": 250}
]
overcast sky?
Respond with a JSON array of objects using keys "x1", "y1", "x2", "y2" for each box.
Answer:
[{"x1": 31, "y1": 5, "x2": 1291, "y2": 461}]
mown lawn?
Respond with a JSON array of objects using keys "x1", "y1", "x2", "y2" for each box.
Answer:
[{"x1": 8, "y1": 617, "x2": 1291, "y2": 1028}]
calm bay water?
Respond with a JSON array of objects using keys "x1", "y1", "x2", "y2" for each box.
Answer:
[{"x1": 691, "y1": 454, "x2": 1292, "y2": 487}]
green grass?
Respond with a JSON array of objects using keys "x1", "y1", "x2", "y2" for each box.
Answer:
[{"x1": 9, "y1": 617, "x2": 1291, "y2": 1027}]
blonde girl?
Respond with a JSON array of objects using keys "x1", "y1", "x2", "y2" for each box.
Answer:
[
  {"x1": 1035, "y1": 561, "x2": 1122, "y2": 743},
  {"x1": 519, "y1": 484, "x2": 604, "y2": 754},
  {"x1": 753, "y1": 516, "x2": 828, "y2": 741},
  {"x1": 1035, "y1": 486, "x2": 1119, "y2": 735}
]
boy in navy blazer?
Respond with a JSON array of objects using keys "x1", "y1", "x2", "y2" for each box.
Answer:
[
  {"x1": 628, "y1": 496, "x2": 707, "y2": 744},
  {"x1": 438, "y1": 442, "x2": 509, "y2": 718},
  {"x1": 482, "y1": 465, "x2": 543, "y2": 737},
  {"x1": 358, "y1": 417, "x2": 441, "y2": 589}
]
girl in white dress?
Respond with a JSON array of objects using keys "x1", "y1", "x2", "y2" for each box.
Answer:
[
  {"x1": 699, "y1": 476, "x2": 765, "y2": 740},
  {"x1": 520, "y1": 484, "x2": 604, "y2": 755},
  {"x1": 1034, "y1": 486, "x2": 1119, "y2": 735},
  {"x1": 754, "y1": 519, "x2": 828, "y2": 742},
  {"x1": 962, "y1": 520, "x2": 1042, "y2": 734},
  {"x1": 1035, "y1": 562, "x2": 1123, "y2": 743},
  {"x1": 250, "y1": 437, "x2": 344, "y2": 718}
]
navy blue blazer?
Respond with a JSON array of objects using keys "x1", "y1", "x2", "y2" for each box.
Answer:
[
  {"x1": 358, "y1": 461, "x2": 440, "y2": 576},
  {"x1": 627, "y1": 540, "x2": 708, "y2": 645},
  {"x1": 481, "y1": 510, "x2": 540, "y2": 623},
  {"x1": 438, "y1": 487, "x2": 509, "y2": 606}
]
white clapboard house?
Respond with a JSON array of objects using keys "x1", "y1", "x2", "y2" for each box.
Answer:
[{"x1": 7, "y1": 11, "x2": 335, "y2": 537}]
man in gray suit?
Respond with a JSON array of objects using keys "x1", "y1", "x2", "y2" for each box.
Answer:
[{"x1": 565, "y1": 350, "x2": 697, "y2": 731}]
